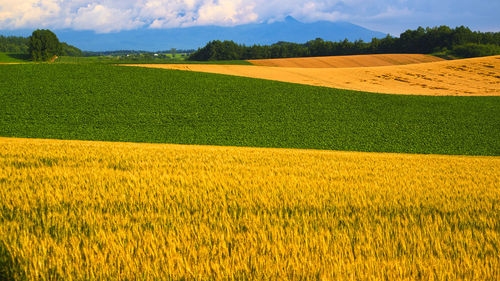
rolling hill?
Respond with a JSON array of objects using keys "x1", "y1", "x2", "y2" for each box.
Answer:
[
  {"x1": 247, "y1": 54, "x2": 444, "y2": 68},
  {"x1": 133, "y1": 55, "x2": 500, "y2": 96},
  {"x1": 1, "y1": 136, "x2": 498, "y2": 280},
  {"x1": 0, "y1": 63, "x2": 498, "y2": 155}
]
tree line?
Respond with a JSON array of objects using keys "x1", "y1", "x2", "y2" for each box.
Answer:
[
  {"x1": 0, "y1": 35, "x2": 29, "y2": 53},
  {"x1": 82, "y1": 49, "x2": 195, "y2": 57},
  {"x1": 0, "y1": 30, "x2": 82, "y2": 60},
  {"x1": 188, "y1": 25, "x2": 500, "y2": 61}
]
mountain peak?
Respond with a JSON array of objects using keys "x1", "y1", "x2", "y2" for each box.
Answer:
[
  {"x1": 44, "y1": 18, "x2": 385, "y2": 51},
  {"x1": 284, "y1": 16, "x2": 300, "y2": 23}
]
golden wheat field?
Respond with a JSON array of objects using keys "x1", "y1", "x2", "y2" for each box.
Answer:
[
  {"x1": 127, "y1": 55, "x2": 500, "y2": 96},
  {"x1": 0, "y1": 137, "x2": 499, "y2": 280},
  {"x1": 247, "y1": 54, "x2": 444, "y2": 68}
]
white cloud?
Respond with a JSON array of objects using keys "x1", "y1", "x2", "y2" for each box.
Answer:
[
  {"x1": 72, "y1": 4, "x2": 144, "y2": 33},
  {"x1": 196, "y1": 0, "x2": 258, "y2": 26},
  {"x1": 0, "y1": 0, "x2": 61, "y2": 28},
  {"x1": 0, "y1": 0, "x2": 497, "y2": 34}
]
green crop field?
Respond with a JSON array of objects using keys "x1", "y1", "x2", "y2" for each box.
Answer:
[
  {"x1": 54, "y1": 55, "x2": 252, "y2": 65},
  {"x1": 53, "y1": 56, "x2": 109, "y2": 63},
  {"x1": 0, "y1": 63, "x2": 499, "y2": 155},
  {"x1": 0, "y1": 52, "x2": 30, "y2": 63}
]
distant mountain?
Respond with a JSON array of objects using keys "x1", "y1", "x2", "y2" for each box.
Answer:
[{"x1": 0, "y1": 17, "x2": 386, "y2": 51}]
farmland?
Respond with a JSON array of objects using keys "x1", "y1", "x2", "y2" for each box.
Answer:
[
  {"x1": 247, "y1": 53, "x2": 444, "y2": 68},
  {"x1": 135, "y1": 55, "x2": 500, "y2": 96},
  {"x1": 0, "y1": 63, "x2": 499, "y2": 155},
  {"x1": 0, "y1": 53, "x2": 499, "y2": 281},
  {"x1": 0, "y1": 52, "x2": 30, "y2": 63},
  {"x1": 53, "y1": 55, "x2": 252, "y2": 65},
  {"x1": 0, "y1": 137, "x2": 499, "y2": 280}
]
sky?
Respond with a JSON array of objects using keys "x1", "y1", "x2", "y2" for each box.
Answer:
[{"x1": 0, "y1": 0, "x2": 499, "y2": 35}]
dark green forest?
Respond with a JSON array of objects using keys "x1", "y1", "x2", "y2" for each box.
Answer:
[
  {"x1": 0, "y1": 34, "x2": 82, "y2": 57},
  {"x1": 0, "y1": 35, "x2": 28, "y2": 53},
  {"x1": 188, "y1": 26, "x2": 500, "y2": 61}
]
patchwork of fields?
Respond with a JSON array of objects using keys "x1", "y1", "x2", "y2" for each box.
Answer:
[
  {"x1": 0, "y1": 137, "x2": 499, "y2": 280},
  {"x1": 0, "y1": 63, "x2": 499, "y2": 155},
  {"x1": 0, "y1": 54, "x2": 499, "y2": 280},
  {"x1": 131, "y1": 55, "x2": 500, "y2": 96}
]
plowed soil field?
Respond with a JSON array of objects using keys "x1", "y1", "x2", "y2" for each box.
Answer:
[
  {"x1": 247, "y1": 54, "x2": 444, "y2": 68},
  {"x1": 126, "y1": 55, "x2": 500, "y2": 96}
]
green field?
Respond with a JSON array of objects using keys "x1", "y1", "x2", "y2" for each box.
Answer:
[
  {"x1": 0, "y1": 63, "x2": 499, "y2": 155},
  {"x1": 53, "y1": 56, "x2": 108, "y2": 63},
  {"x1": 121, "y1": 59, "x2": 253, "y2": 65},
  {"x1": 0, "y1": 53, "x2": 252, "y2": 65},
  {"x1": 54, "y1": 55, "x2": 252, "y2": 65},
  {"x1": 0, "y1": 52, "x2": 30, "y2": 63}
]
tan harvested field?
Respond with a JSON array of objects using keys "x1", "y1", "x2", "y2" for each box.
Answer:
[
  {"x1": 1, "y1": 137, "x2": 499, "y2": 280},
  {"x1": 248, "y1": 54, "x2": 444, "y2": 68},
  {"x1": 126, "y1": 55, "x2": 500, "y2": 96}
]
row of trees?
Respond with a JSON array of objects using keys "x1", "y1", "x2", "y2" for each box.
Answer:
[
  {"x1": 82, "y1": 49, "x2": 195, "y2": 57},
  {"x1": 0, "y1": 35, "x2": 29, "y2": 53},
  {"x1": 188, "y1": 25, "x2": 500, "y2": 61},
  {"x1": 0, "y1": 30, "x2": 82, "y2": 61}
]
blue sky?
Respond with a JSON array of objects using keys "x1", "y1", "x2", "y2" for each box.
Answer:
[{"x1": 0, "y1": 0, "x2": 498, "y2": 35}]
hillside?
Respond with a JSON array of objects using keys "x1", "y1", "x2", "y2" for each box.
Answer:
[
  {"x1": 247, "y1": 54, "x2": 444, "y2": 68},
  {"x1": 1, "y1": 136, "x2": 498, "y2": 280},
  {"x1": 0, "y1": 63, "x2": 498, "y2": 155},
  {"x1": 135, "y1": 55, "x2": 500, "y2": 96},
  {"x1": 0, "y1": 52, "x2": 30, "y2": 63}
]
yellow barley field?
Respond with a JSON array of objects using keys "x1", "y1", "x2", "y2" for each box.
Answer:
[
  {"x1": 0, "y1": 137, "x2": 499, "y2": 280},
  {"x1": 247, "y1": 54, "x2": 444, "y2": 68},
  {"x1": 126, "y1": 55, "x2": 500, "y2": 96}
]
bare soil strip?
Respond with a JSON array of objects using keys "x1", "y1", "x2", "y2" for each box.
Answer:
[
  {"x1": 125, "y1": 56, "x2": 500, "y2": 96},
  {"x1": 247, "y1": 54, "x2": 444, "y2": 68}
]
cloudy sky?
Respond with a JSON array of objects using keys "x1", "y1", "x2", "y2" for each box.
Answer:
[{"x1": 0, "y1": 0, "x2": 498, "y2": 35}]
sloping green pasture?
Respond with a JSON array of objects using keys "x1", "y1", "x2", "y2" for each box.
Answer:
[
  {"x1": 0, "y1": 52, "x2": 30, "y2": 63},
  {"x1": 0, "y1": 63, "x2": 498, "y2": 155}
]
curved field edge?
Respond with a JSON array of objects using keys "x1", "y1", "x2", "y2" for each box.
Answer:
[
  {"x1": 0, "y1": 63, "x2": 499, "y2": 156},
  {"x1": 0, "y1": 137, "x2": 499, "y2": 280},
  {"x1": 133, "y1": 55, "x2": 500, "y2": 96}
]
